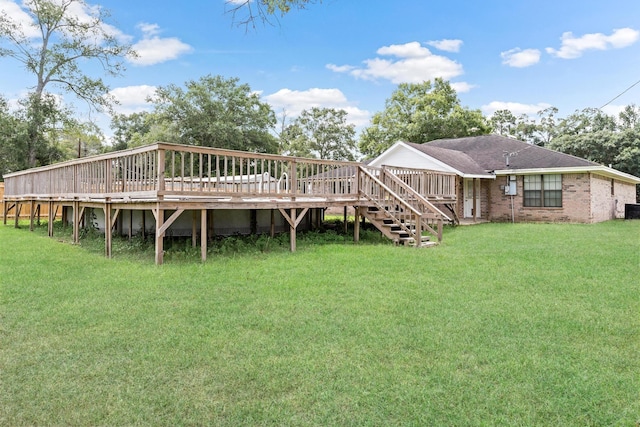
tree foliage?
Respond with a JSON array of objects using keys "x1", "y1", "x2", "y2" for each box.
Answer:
[
  {"x1": 0, "y1": 0, "x2": 133, "y2": 168},
  {"x1": 548, "y1": 106, "x2": 640, "y2": 181},
  {"x1": 0, "y1": 94, "x2": 104, "y2": 178},
  {"x1": 281, "y1": 107, "x2": 357, "y2": 160},
  {"x1": 359, "y1": 78, "x2": 490, "y2": 158},
  {"x1": 490, "y1": 107, "x2": 560, "y2": 146},
  {"x1": 110, "y1": 111, "x2": 173, "y2": 151},
  {"x1": 144, "y1": 75, "x2": 278, "y2": 153}
]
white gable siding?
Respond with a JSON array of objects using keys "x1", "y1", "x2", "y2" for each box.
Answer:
[{"x1": 369, "y1": 143, "x2": 456, "y2": 173}]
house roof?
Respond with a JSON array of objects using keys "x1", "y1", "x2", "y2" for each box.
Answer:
[
  {"x1": 405, "y1": 143, "x2": 489, "y2": 176},
  {"x1": 424, "y1": 134, "x2": 599, "y2": 171}
]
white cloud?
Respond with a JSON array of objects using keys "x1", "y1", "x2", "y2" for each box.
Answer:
[
  {"x1": 450, "y1": 82, "x2": 475, "y2": 93},
  {"x1": 326, "y1": 64, "x2": 356, "y2": 73},
  {"x1": 546, "y1": 27, "x2": 640, "y2": 59},
  {"x1": 108, "y1": 85, "x2": 157, "y2": 114},
  {"x1": 328, "y1": 41, "x2": 465, "y2": 85},
  {"x1": 128, "y1": 22, "x2": 193, "y2": 66},
  {"x1": 263, "y1": 88, "x2": 371, "y2": 127},
  {"x1": 501, "y1": 48, "x2": 541, "y2": 68},
  {"x1": 427, "y1": 39, "x2": 463, "y2": 53},
  {"x1": 481, "y1": 101, "x2": 552, "y2": 117}
]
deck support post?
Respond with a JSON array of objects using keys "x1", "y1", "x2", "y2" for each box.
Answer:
[
  {"x1": 2, "y1": 200, "x2": 6, "y2": 225},
  {"x1": 279, "y1": 207, "x2": 308, "y2": 252},
  {"x1": 153, "y1": 207, "x2": 185, "y2": 265},
  {"x1": 104, "y1": 201, "x2": 112, "y2": 258},
  {"x1": 29, "y1": 200, "x2": 35, "y2": 231},
  {"x1": 354, "y1": 206, "x2": 360, "y2": 243},
  {"x1": 14, "y1": 201, "x2": 21, "y2": 228},
  {"x1": 155, "y1": 207, "x2": 164, "y2": 265},
  {"x1": 48, "y1": 201, "x2": 54, "y2": 236},
  {"x1": 289, "y1": 208, "x2": 297, "y2": 252},
  {"x1": 73, "y1": 200, "x2": 80, "y2": 244},
  {"x1": 200, "y1": 209, "x2": 207, "y2": 262}
]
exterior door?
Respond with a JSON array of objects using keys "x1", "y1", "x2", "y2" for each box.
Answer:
[{"x1": 463, "y1": 179, "x2": 481, "y2": 218}]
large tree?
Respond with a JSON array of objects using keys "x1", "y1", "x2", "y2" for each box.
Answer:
[
  {"x1": 280, "y1": 107, "x2": 357, "y2": 161},
  {"x1": 148, "y1": 75, "x2": 278, "y2": 153},
  {"x1": 490, "y1": 107, "x2": 560, "y2": 146},
  {"x1": 359, "y1": 78, "x2": 490, "y2": 158},
  {"x1": 0, "y1": 0, "x2": 134, "y2": 168}
]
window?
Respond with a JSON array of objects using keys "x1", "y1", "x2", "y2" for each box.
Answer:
[{"x1": 523, "y1": 175, "x2": 562, "y2": 207}]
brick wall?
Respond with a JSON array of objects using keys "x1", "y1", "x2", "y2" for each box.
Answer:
[
  {"x1": 488, "y1": 173, "x2": 591, "y2": 223},
  {"x1": 487, "y1": 173, "x2": 638, "y2": 223},
  {"x1": 590, "y1": 174, "x2": 637, "y2": 221}
]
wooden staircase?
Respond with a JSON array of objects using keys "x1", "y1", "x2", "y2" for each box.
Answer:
[
  {"x1": 358, "y1": 166, "x2": 452, "y2": 248},
  {"x1": 363, "y1": 206, "x2": 437, "y2": 247}
]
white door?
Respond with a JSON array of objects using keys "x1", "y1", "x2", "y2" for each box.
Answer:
[{"x1": 463, "y1": 179, "x2": 481, "y2": 218}]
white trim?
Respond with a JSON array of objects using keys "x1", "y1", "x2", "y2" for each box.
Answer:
[{"x1": 495, "y1": 166, "x2": 640, "y2": 184}]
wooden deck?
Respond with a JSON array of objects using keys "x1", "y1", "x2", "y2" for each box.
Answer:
[{"x1": 2, "y1": 142, "x2": 457, "y2": 264}]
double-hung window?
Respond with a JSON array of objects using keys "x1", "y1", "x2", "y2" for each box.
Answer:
[{"x1": 523, "y1": 175, "x2": 562, "y2": 207}]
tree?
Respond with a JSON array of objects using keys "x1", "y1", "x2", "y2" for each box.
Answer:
[
  {"x1": 548, "y1": 108, "x2": 640, "y2": 200},
  {"x1": 54, "y1": 120, "x2": 105, "y2": 159},
  {"x1": 618, "y1": 104, "x2": 640, "y2": 129},
  {"x1": 148, "y1": 75, "x2": 278, "y2": 153},
  {"x1": 0, "y1": 97, "x2": 28, "y2": 178},
  {"x1": 359, "y1": 78, "x2": 490, "y2": 158},
  {"x1": 110, "y1": 111, "x2": 176, "y2": 150},
  {"x1": 0, "y1": 0, "x2": 134, "y2": 167},
  {"x1": 490, "y1": 109, "x2": 517, "y2": 136},
  {"x1": 281, "y1": 107, "x2": 357, "y2": 160},
  {"x1": 226, "y1": 0, "x2": 317, "y2": 28}
]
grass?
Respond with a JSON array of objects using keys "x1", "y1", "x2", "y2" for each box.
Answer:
[{"x1": 1, "y1": 220, "x2": 639, "y2": 426}]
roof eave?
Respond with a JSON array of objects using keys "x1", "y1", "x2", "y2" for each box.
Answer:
[{"x1": 494, "y1": 166, "x2": 640, "y2": 184}]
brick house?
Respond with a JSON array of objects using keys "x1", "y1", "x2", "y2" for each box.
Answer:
[{"x1": 369, "y1": 135, "x2": 640, "y2": 223}]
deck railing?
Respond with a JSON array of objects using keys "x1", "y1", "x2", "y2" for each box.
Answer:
[
  {"x1": 381, "y1": 165, "x2": 456, "y2": 199},
  {"x1": 3, "y1": 142, "x2": 361, "y2": 201},
  {"x1": 3, "y1": 143, "x2": 458, "y2": 205}
]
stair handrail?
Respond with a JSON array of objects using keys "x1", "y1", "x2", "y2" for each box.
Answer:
[
  {"x1": 378, "y1": 166, "x2": 452, "y2": 222},
  {"x1": 382, "y1": 169, "x2": 444, "y2": 241},
  {"x1": 365, "y1": 166, "x2": 450, "y2": 242},
  {"x1": 358, "y1": 166, "x2": 423, "y2": 240}
]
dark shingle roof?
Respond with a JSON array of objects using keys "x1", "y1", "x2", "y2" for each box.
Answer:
[
  {"x1": 423, "y1": 134, "x2": 599, "y2": 171},
  {"x1": 406, "y1": 143, "x2": 489, "y2": 175}
]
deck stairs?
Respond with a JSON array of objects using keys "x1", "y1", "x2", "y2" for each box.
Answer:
[{"x1": 358, "y1": 166, "x2": 452, "y2": 248}]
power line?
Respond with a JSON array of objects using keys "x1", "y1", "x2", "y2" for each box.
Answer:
[{"x1": 599, "y1": 78, "x2": 640, "y2": 109}]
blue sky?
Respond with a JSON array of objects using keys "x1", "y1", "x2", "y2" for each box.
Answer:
[{"x1": 2, "y1": 0, "x2": 640, "y2": 139}]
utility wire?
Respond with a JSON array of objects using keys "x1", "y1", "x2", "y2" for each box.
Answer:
[{"x1": 599, "y1": 78, "x2": 640, "y2": 109}]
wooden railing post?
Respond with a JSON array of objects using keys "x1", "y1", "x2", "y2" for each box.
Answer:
[
  {"x1": 291, "y1": 159, "x2": 297, "y2": 199},
  {"x1": 157, "y1": 147, "x2": 165, "y2": 198}
]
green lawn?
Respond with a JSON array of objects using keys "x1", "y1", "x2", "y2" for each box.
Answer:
[{"x1": 1, "y1": 221, "x2": 639, "y2": 426}]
